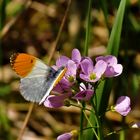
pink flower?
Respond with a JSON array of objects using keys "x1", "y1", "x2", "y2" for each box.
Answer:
[
  {"x1": 54, "y1": 49, "x2": 81, "y2": 92},
  {"x1": 73, "y1": 83, "x2": 94, "y2": 101},
  {"x1": 80, "y1": 59, "x2": 107, "y2": 82},
  {"x1": 96, "y1": 55, "x2": 123, "y2": 77},
  {"x1": 112, "y1": 96, "x2": 131, "y2": 116},
  {"x1": 44, "y1": 93, "x2": 71, "y2": 108},
  {"x1": 57, "y1": 133, "x2": 72, "y2": 140},
  {"x1": 57, "y1": 130, "x2": 78, "y2": 140}
]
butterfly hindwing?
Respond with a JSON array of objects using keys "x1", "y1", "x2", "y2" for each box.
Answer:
[{"x1": 20, "y1": 75, "x2": 52, "y2": 103}]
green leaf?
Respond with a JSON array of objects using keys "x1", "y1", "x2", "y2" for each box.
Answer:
[
  {"x1": 99, "y1": 0, "x2": 109, "y2": 29},
  {"x1": 107, "y1": 0, "x2": 126, "y2": 56},
  {"x1": 97, "y1": 0, "x2": 126, "y2": 112},
  {"x1": 97, "y1": 0, "x2": 126, "y2": 122},
  {"x1": 85, "y1": 0, "x2": 126, "y2": 139},
  {"x1": 84, "y1": 0, "x2": 92, "y2": 56}
]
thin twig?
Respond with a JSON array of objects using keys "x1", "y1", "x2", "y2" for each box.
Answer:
[
  {"x1": 17, "y1": 0, "x2": 71, "y2": 140},
  {"x1": 48, "y1": 0, "x2": 71, "y2": 63},
  {"x1": 0, "y1": 16, "x2": 18, "y2": 39},
  {"x1": 0, "y1": 0, "x2": 32, "y2": 39},
  {"x1": 17, "y1": 103, "x2": 34, "y2": 140}
]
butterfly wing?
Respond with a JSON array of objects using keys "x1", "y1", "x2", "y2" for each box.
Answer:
[
  {"x1": 10, "y1": 53, "x2": 67, "y2": 104},
  {"x1": 10, "y1": 53, "x2": 54, "y2": 103},
  {"x1": 20, "y1": 67, "x2": 66, "y2": 104},
  {"x1": 20, "y1": 75, "x2": 53, "y2": 103}
]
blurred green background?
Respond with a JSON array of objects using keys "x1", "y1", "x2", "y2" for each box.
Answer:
[{"x1": 0, "y1": 0, "x2": 140, "y2": 139}]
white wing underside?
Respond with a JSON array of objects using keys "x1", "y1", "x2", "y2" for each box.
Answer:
[
  {"x1": 20, "y1": 59, "x2": 65, "y2": 104},
  {"x1": 20, "y1": 59, "x2": 56, "y2": 104}
]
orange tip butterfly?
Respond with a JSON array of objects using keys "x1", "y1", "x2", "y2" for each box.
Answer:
[{"x1": 10, "y1": 53, "x2": 67, "y2": 104}]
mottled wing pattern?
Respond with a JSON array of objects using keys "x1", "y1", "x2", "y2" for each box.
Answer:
[{"x1": 20, "y1": 74, "x2": 53, "y2": 103}]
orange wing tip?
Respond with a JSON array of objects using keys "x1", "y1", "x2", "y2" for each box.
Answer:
[
  {"x1": 10, "y1": 53, "x2": 37, "y2": 77},
  {"x1": 10, "y1": 53, "x2": 19, "y2": 66}
]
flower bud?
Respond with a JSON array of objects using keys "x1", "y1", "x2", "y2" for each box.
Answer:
[{"x1": 111, "y1": 96, "x2": 131, "y2": 116}]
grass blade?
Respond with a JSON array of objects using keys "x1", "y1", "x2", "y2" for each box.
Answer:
[{"x1": 86, "y1": 0, "x2": 126, "y2": 139}]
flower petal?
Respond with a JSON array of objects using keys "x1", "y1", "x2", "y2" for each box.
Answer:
[
  {"x1": 80, "y1": 59, "x2": 94, "y2": 75},
  {"x1": 66, "y1": 60, "x2": 77, "y2": 77},
  {"x1": 44, "y1": 95, "x2": 63, "y2": 108},
  {"x1": 105, "y1": 55, "x2": 118, "y2": 65},
  {"x1": 56, "y1": 56, "x2": 70, "y2": 67},
  {"x1": 104, "y1": 64, "x2": 123, "y2": 77},
  {"x1": 113, "y1": 64, "x2": 123, "y2": 76},
  {"x1": 44, "y1": 94, "x2": 70, "y2": 108},
  {"x1": 93, "y1": 60, "x2": 107, "y2": 78},
  {"x1": 96, "y1": 55, "x2": 123, "y2": 77},
  {"x1": 79, "y1": 83, "x2": 86, "y2": 91},
  {"x1": 73, "y1": 89, "x2": 94, "y2": 101},
  {"x1": 114, "y1": 96, "x2": 131, "y2": 116},
  {"x1": 80, "y1": 74, "x2": 90, "y2": 82},
  {"x1": 53, "y1": 78, "x2": 72, "y2": 93},
  {"x1": 131, "y1": 122, "x2": 140, "y2": 128},
  {"x1": 96, "y1": 55, "x2": 117, "y2": 65},
  {"x1": 71, "y1": 49, "x2": 81, "y2": 64},
  {"x1": 57, "y1": 132, "x2": 72, "y2": 140}
]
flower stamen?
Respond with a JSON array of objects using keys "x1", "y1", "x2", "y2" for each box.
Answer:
[{"x1": 89, "y1": 73, "x2": 96, "y2": 80}]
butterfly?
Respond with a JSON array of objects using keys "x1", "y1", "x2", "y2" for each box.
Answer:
[{"x1": 10, "y1": 53, "x2": 67, "y2": 104}]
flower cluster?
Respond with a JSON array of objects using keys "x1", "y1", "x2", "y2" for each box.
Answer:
[
  {"x1": 42, "y1": 48, "x2": 133, "y2": 140},
  {"x1": 44, "y1": 48, "x2": 123, "y2": 108}
]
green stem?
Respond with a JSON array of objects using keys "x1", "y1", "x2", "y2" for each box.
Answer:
[
  {"x1": 82, "y1": 126, "x2": 99, "y2": 131},
  {"x1": 79, "y1": 102, "x2": 85, "y2": 140},
  {"x1": 70, "y1": 102, "x2": 93, "y2": 112},
  {"x1": 91, "y1": 99, "x2": 104, "y2": 139},
  {"x1": 70, "y1": 101, "x2": 102, "y2": 139},
  {"x1": 105, "y1": 127, "x2": 128, "y2": 137},
  {"x1": 84, "y1": 0, "x2": 92, "y2": 56},
  {"x1": 81, "y1": 1, "x2": 92, "y2": 139},
  {"x1": 119, "y1": 131, "x2": 125, "y2": 140},
  {"x1": 83, "y1": 111, "x2": 99, "y2": 140}
]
